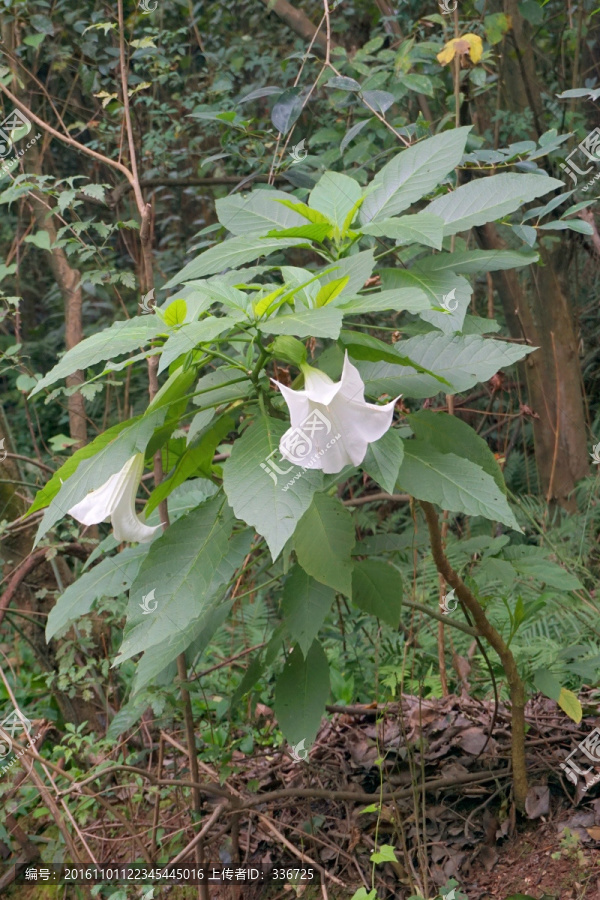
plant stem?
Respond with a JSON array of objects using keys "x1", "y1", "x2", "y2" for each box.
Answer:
[{"x1": 420, "y1": 500, "x2": 528, "y2": 810}]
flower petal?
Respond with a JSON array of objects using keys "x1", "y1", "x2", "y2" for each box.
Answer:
[{"x1": 68, "y1": 456, "x2": 140, "y2": 526}]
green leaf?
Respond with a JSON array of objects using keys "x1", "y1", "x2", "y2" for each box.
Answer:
[
  {"x1": 46, "y1": 545, "x2": 148, "y2": 640},
  {"x1": 326, "y1": 76, "x2": 362, "y2": 91},
  {"x1": 266, "y1": 223, "x2": 333, "y2": 242},
  {"x1": 315, "y1": 276, "x2": 350, "y2": 307},
  {"x1": 352, "y1": 560, "x2": 402, "y2": 628},
  {"x1": 380, "y1": 266, "x2": 472, "y2": 334},
  {"x1": 538, "y1": 220, "x2": 594, "y2": 235},
  {"x1": 273, "y1": 641, "x2": 330, "y2": 746},
  {"x1": 422, "y1": 248, "x2": 539, "y2": 274},
  {"x1": 425, "y1": 174, "x2": 565, "y2": 236},
  {"x1": 502, "y1": 547, "x2": 583, "y2": 590},
  {"x1": 34, "y1": 408, "x2": 167, "y2": 544},
  {"x1": 338, "y1": 287, "x2": 431, "y2": 316},
  {"x1": 484, "y1": 12, "x2": 511, "y2": 44},
  {"x1": 163, "y1": 299, "x2": 188, "y2": 326},
  {"x1": 318, "y1": 249, "x2": 375, "y2": 298},
  {"x1": 31, "y1": 317, "x2": 163, "y2": 395},
  {"x1": 362, "y1": 429, "x2": 405, "y2": 494},
  {"x1": 146, "y1": 415, "x2": 233, "y2": 515},
  {"x1": 216, "y1": 189, "x2": 307, "y2": 235},
  {"x1": 370, "y1": 845, "x2": 398, "y2": 864},
  {"x1": 309, "y1": 171, "x2": 362, "y2": 230},
  {"x1": 269, "y1": 335, "x2": 307, "y2": 366},
  {"x1": 357, "y1": 332, "x2": 534, "y2": 399},
  {"x1": 158, "y1": 316, "x2": 238, "y2": 373},
  {"x1": 163, "y1": 237, "x2": 307, "y2": 288},
  {"x1": 533, "y1": 668, "x2": 561, "y2": 701},
  {"x1": 23, "y1": 33, "x2": 46, "y2": 48},
  {"x1": 360, "y1": 127, "x2": 472, "y2": 224},
  {"x1": 408, "y1": 409, "x2": 506, "y2": 494},
  {"x1": 294, "y1": 493, "x2": 355, "y2": 596},
  {"x1": 397, "y1": 440, "x2": 521, "y2": 530},
  {"x1": 24, "y1": 231, "x2": 52, "y2": 251},
  {"x1": 558, "y1": 688, "x2": 582, "y2": 724},
  {"x1": 281, "y1": 566, "x2": 335, "y2": 657},
  {"x1": 361, "y1": 89, "x2": 396, "y2": 113},
  {"x1": 360, "y1": 212, "x2": 445, "y2": 249},
  {"x1": 115, "y1": 495, "x2": 249, "y2": 663},
  {"x1": 223, "y1": 416, "x2": 323, "y2": 559},
  {"x1": 402, "y1": 73, "x2": 434, "y2": 96},
  {"x1": 339, "y1": 331, "x2": 450, "y2": 384},
  {"x1": 257, "y1": 306, "x2": 343, "y2": 339},
  {"x1": 275, "y1": 199, "x2": 332, "y2": 226},
  {"x1": 131, "y1": 585, "x2": 239, "y2": 694},
  {"x1": 271, "y1": 87, "x2": 305, "y2": 134}
]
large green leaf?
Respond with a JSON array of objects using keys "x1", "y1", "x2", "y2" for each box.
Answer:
[
  {"x1": 421, "y1": 248, "x2": 539, "y2": 274},
  {"x1": 352, "y1": 560, "x2": 402, "y2": 628},
  {"x1": 158, "y1": 316, "x2": 238, "y2": 373},
  {"x1": 397, "y1": 440, "x2": 521, "y2": 530},
  {"x1": 425, "y1": 173, "x2": 565, "y2": 236},
  {"x1": 46, "y1": 544, "x2": 148, "y2": 640},
  {"x1": 337, "y1": 287, "x2": 431, "y2": 316},
  {"x1": 385, "y1": 266, "x2": 472, "y2": 334},
  {"x1": 163, "y1": 236, "x2": 307, "y2": 288},
  {"x1": 308, "y1": 171, "x2": 362, "y2": 229},
  {"x1": 258, "y1": 306, "x2": 343, "y2": 339},
  {"x1": 408, "y1": 409, "x2": 506, "y2": 494},
  {"x1": 362, "y1": 428, "x2": 404, "y2": 494},
  {"x1": 34, "y1": 407, "x2": 167, "y2": 544},
  {"x1": 115, "y1": 496, "x2": 251, "y2": 663},
  {"x1": 223, "y1": 416, "x2": 323, "y2": 559},
  {"x1": 294, "y1": 493, "x2": 355, "y2": 597},
  {"x1": 359, "y1": 127, "x2": 472, "y2": 224},
  {"x1": 357, "y1": 332, "x2": 534, "y2": 399},
  {"x1": 131, "y1": 597, "x2": 235, "y2": 695},
  {"x1": 281, "y1": 565, "x2": 335, "y2": 657},
  {"x1": 360, "y1": 213, "x2": 445, "y2": 250},
  {"x1": 274, "y1": 641, "x2": 330, "y2": 746},
  {"x1": 502, "y1": 546, "x2": 583, "y2": 590},
  {"x1": 215, "y1": 189, "x2": 306, "y2": 235},
  {"x1": 317, "y1": 250, "x2": 375, "y2": 298},
  {"x1": 31, "y1": 317, "x2": 164, "y2": 395}
]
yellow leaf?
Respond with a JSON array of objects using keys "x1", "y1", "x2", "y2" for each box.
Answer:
[
  {"x1": 558, "y1": 688, "x2": 582, "y2": 724},
  {"x1": 437, "y1": 33, "x2": 484, "y2": 66}
]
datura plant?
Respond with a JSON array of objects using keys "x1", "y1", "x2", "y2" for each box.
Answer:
[{"x1": 27, "y1": 125, "x2": 569, "y2": 808}]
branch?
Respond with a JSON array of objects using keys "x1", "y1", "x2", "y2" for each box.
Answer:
[{"x1": 258, "y1": 0, "x2": 331, "y2": 56}]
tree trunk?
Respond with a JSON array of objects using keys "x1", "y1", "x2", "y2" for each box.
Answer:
[{"x1": 476, "y1": 224, "x2": 589, "y2": 509}]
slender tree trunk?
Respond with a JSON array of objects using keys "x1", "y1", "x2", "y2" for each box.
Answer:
[
  {"x1": 476, "y1": 224, "x2": 589, "y2": 508},
  {"x1": 469, "y1": 0, "x2": 590, "y2": 507}
]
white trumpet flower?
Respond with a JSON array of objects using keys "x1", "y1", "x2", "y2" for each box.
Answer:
[
  {"x1": 274, "y1": 352, "x2": 398, "y2": 474},
  {"x1": 68, "y1": 453, "x2": 159, "y2": 543}
]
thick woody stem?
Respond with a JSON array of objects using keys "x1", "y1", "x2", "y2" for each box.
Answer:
[{"x1": 420, "y1": 501, "x2": 528, "y2": 810}]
